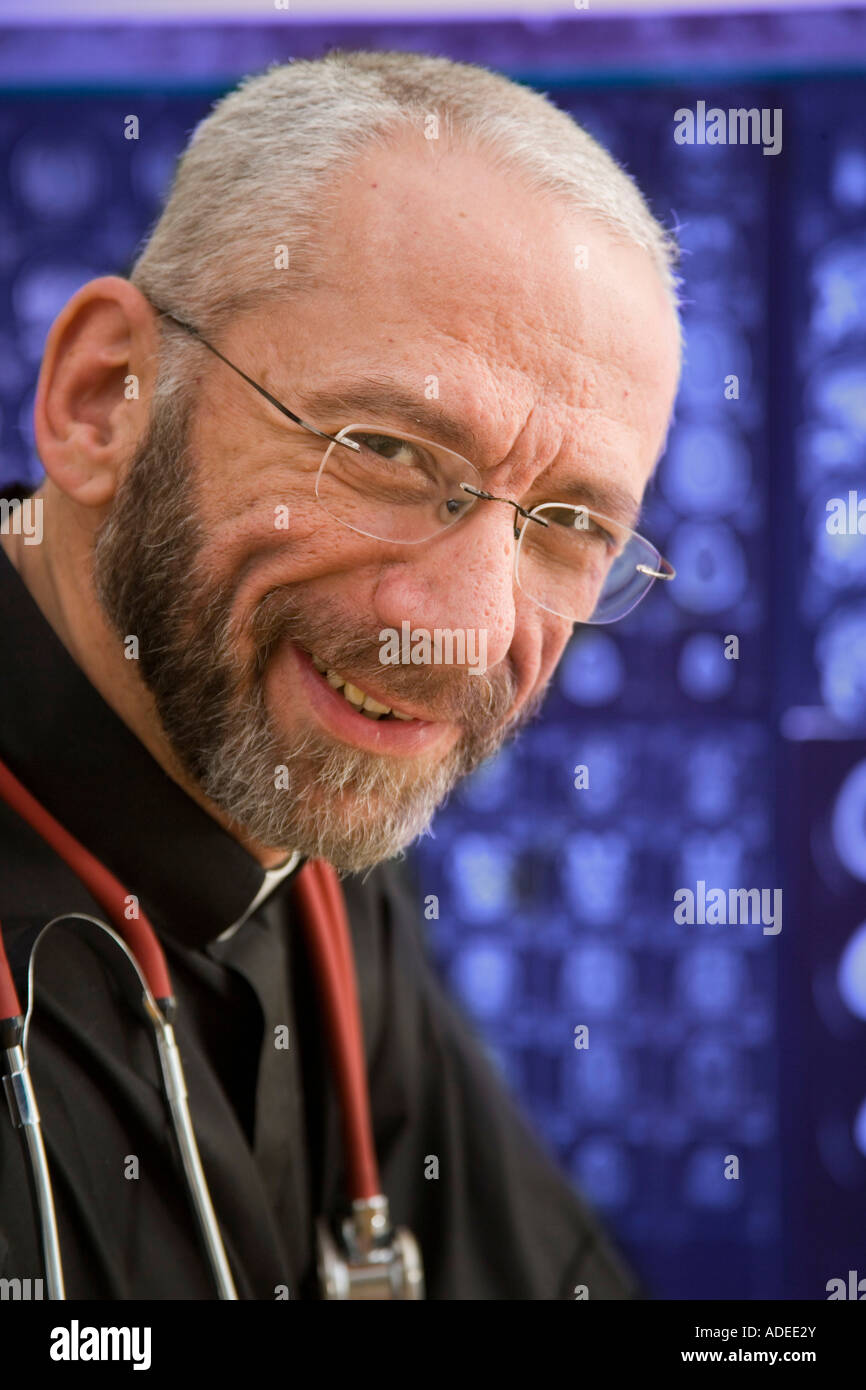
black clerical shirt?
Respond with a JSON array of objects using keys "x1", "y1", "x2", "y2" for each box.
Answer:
[{"x1": 0, "y1": 541, "x2": 639, "y2": 1300}]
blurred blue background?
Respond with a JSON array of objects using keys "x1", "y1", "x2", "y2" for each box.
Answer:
[{"x1": 1, "y1": 2, "x2": 865, "y2": 1299}]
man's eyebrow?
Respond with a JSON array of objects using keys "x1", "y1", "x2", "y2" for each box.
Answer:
[
  {"x1": 301, "y1": 377, "x2": 642, "y2": 529},
  {"x1": 535, "y1": 477, "x2": 643, "y2": 532},
  {"x1": 299, "y1": 378, "x2": 483, "y2": 456}
]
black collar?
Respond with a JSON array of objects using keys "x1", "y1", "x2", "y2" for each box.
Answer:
[{"x1": 0, "y1": 543, "x2": 302, "y2": 948}]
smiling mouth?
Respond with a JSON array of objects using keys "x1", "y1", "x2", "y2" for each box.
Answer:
[{"x1": 308, "y1": 652, "x2": 416, "y2": 722}]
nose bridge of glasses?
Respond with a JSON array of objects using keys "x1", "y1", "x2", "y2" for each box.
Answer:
[{"x1": 458, "y1": 482, "x2": 550, "y2": 536}]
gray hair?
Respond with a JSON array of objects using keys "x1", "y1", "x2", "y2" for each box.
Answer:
[{"x1": 130, "y1": 49, "x2": 682, "y2": 364}]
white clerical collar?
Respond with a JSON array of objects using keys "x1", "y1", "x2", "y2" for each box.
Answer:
[{"x1": 215, "y1": 850, "x2": 303, "y2": 942}]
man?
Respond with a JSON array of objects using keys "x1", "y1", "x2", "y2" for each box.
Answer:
[{"x1": 0, "y1": 50, "x2": 681, "y2": 1299}]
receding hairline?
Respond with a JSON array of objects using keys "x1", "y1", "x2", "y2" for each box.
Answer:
[{"x1": 130, "y1": 50, "x2": 683, "y2": 361}]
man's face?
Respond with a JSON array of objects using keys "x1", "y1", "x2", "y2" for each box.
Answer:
[{"x1": 94, "y1": 139, "x2": 680, "y2": 871}]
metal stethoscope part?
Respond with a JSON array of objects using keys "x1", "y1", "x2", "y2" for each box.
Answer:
[
  {"x1": 3, "y1": 911, "x2": 237, "y2": 1300},
  {"x1": 0, "y1": 753, "x2": 424, "y2": 1300}
]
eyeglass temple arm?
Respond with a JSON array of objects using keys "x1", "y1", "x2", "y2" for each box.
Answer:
[
  {"x1": 152, "y1": 308, "x2": 360, "y2": 453},
  {"x1": 636, "y1": 562, "x2": 676, "y2": 580}
]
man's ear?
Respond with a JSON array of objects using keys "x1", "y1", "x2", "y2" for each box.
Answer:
[{"x1": 33, "y1": 276, "x2": 159, "y2": 509}]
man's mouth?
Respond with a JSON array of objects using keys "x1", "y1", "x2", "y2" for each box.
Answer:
[
  {"x1": 309, "y1": 653, "x2": 414, "y2": 722},
  {"x1": 277, "y1": 639, "x2": 460, "y2": 757}
]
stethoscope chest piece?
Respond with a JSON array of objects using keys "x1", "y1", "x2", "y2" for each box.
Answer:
[
  {"x1": 317, "y1": 1194, "x2": 424, "y2": 1299},
  {"x1": 0, "y1": 752, "x2": 425, "y2": 1301}
]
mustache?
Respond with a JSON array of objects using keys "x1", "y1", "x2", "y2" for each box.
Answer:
[{"x1": 248, "y1": 586, "x2": 520, "y2": 730}]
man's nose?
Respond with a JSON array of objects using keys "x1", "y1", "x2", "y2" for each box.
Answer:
[{"x1": 372, "y1": 502, "x2": 520, "y2": 669}]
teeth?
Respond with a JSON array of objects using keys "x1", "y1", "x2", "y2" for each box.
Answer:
[
  {"x1": 342, "y1": 682, "x2": 365, "y2": 706},
  {"x1": 362, "y1": 695, "x2": 391, "y2": 714},
  {"x1": 311, "y1": 651, "x2": 415, "y2": 722}
]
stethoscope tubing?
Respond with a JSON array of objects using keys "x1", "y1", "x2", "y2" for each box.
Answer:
[
  {"x1": 0, "y1": 757, "x2": 172, "y2": 1007},
  {"x1": 144, "y1": 987, "x2": 238, "y2": 1300},
  {"x1": 294, "y1": 861, "x2": 380, "y2": 1201},
  {"x1": 0, "y1": 751, "x2": 383, "y2": 1298},
  {"x1": 2, "y1": 1036, "x2": 66, "y2": 1299},
  {"x1": 9, "y1": 911, "x2": 238, "y2": 1300}
]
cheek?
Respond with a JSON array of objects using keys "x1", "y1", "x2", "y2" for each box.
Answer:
[
  {"x1": 190, "y1": 408, "x2": 327, "y2": 540},
  {"x1": 540, "y1": 619, "x2": 573, "y2": 682},
  {"x1": 510, "y1": 606, "x2": 570, "y2": 706},
  {"x1": 189, "y1": 450, "x2": 342, "y2": 581},
  {"x1": 227, "y1": 535, "x2": 352, "y2": 633},
  {"x1": 188, "y1": 482, "x2": 392, "y2": 634}
]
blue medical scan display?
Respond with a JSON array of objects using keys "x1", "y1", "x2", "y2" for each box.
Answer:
[{"x1": 1, "y1": 26, "x2": 864, "y2": 1300}]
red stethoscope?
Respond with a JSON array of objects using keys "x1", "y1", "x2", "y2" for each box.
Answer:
[{"x1": 0, "y1": 754, "x2": 423, "y2": 1299}]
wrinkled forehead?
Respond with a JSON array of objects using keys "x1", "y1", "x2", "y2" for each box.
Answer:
[
  {"x1": 301, "y1": 136, "x2": 679, "y2": 402},
  {"x1": 244, "y1": 140, "x2": 680, "y2": 510}
]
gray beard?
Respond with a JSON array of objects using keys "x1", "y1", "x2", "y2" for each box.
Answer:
[{"x1": 92, "y1": 387, "x2": 537, "y2": 872}]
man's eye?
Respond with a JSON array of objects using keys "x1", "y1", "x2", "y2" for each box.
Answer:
[
  {"x1": 584, "y1": 519, "x2": 615, "y2": 544},
  {"x1": 542, "y1": 505, "x2": 614, "y2": 543},
  {"x1": 348, "y1": 434, "x2": 445, "y2": 491},
  {"x1": 355, "y1": 434, "x2": 424, "y2": 468}
]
